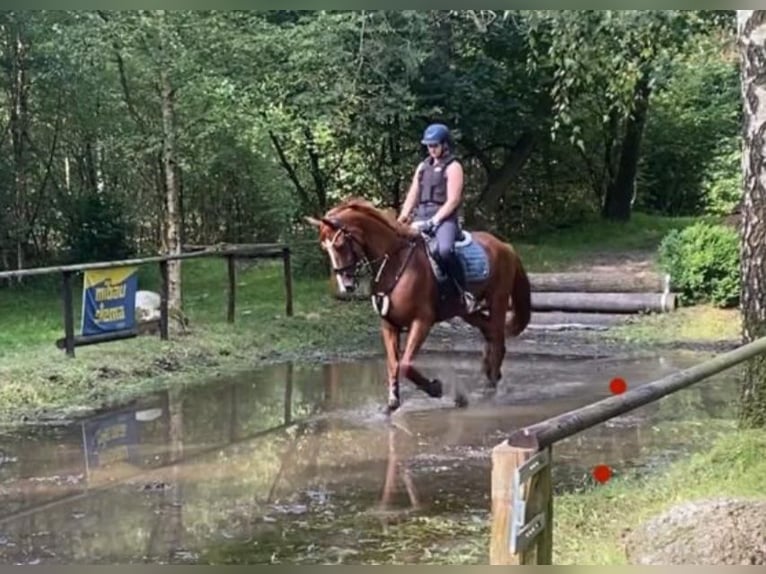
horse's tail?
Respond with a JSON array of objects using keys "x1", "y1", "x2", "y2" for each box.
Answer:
[{"x1": 506, "y1": 248, "x2": 531, "y2": 337}]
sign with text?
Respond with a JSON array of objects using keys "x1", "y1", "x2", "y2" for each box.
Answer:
[{"x1": 80, "y1": 266, "x2": 138, "y2": 337}]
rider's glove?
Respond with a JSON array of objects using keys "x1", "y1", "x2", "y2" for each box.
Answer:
[{"x1": 410, "y1": 218, "x2": 439, "y2": 235}]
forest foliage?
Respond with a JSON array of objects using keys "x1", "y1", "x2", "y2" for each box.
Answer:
[{"x1": 0, "y1": 10, "x2": 740, "y2": 272}]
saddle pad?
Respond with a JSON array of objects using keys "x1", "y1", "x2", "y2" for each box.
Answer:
[{"x1": 456, "y1": 231, "x2": 490, "y2": 282}]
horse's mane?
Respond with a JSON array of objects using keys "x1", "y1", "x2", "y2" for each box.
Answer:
[{"x1": 326, "y1": 197, "x2": 416, "y2": 239}]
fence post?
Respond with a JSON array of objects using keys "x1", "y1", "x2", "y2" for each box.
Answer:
[
  {"x1": 159, "y1": 260, "x2": 169, "y2": 341},
  {"x1": 490, "y1": 440, "x2": 553, "y2": 565},
  {"x1": 282, "y1": 247, "x2": 293, "y2": 317},
  {"x1": 227, "y1": 254, "x2": 236, "y2": 323},
  {"x1": 61, "y1": 270, "x2": 75, "y2": 358}
]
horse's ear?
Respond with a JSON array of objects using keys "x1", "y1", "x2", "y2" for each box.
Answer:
[{"x1": 304, "y1": 216, "x2": 323, "y2": 228}]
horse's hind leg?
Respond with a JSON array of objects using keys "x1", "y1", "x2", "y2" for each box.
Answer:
[{"x1": 462, "y1": 296, "x2": 507, "y2": 390}]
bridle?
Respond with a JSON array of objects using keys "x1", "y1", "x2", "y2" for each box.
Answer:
[{"x1": 320, "y1": 215, "x2": 418, "y2": 317}]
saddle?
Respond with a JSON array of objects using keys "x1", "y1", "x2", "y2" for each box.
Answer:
[{"x1": 424, "y1": 230, "x2": 490, "y2": 286}]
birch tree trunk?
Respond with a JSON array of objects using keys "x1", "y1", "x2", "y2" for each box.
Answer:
[
  {"x1": 159, "y1": 13, "x2": 183, "y2": 316},
  {"x1": 737, "y1": 10, "x2": 766, "y2": 428}
]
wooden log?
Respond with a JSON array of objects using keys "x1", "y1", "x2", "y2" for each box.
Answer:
[
  {"x1": 60, "y1": 271, "x2": 75, "y2": 358},
  {"x1": 531, "y1": 291, "x2": 676, "y2": 313},
  {"x1": 227, "y1": 254, "x2": 236, "y2": 323},
  {"x1": 282, "y1": 247, "x2": 293, "y2": 317},
  {"x1": 529, "y1": 271, "x2": 669, "y2": 293},
  {"x1": 159, "y1": 260, "x2": 169, "y2": 341},
  {"x1": 509, "y1": 334, "x2": 766, "y2": 451},
  {"x1": 0, "y1": 244, "x2": 288, "y2": 281}
]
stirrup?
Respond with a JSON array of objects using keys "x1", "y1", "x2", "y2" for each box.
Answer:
[{"x1": 462, "y1": 290, "x2": 478, "y2": 313}]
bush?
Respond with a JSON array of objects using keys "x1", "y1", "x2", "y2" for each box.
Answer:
[{"x1": 658, "y1": 221, "x2": 740, "y2": 308}]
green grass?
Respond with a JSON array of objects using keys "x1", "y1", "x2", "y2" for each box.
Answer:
[
  {"x1": 605, "y1": 304, "x2": 742, "y2": 345},
  {"x1": 512, "y1": 211, "x2": 702, "y2": 271},
  {"x1": 0, "y1": 258, "x2": 378, "y2": 428},
  {"x1": 552, "y1": 426, "x2": 766, "y2": 565}
]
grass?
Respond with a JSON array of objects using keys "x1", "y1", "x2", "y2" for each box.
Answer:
[
  {"x1": 605, "y1": 304, "x2": 742, "y2": 345},
  {"x1": 512, "y1": 211, "x2": 701, "y2": 272},
  {"x1": 0, "y1": 258, "x2": 378, "y2": 428},
  {"x1": 551, "y1": 426, "x2": 766, "y2": 565}
]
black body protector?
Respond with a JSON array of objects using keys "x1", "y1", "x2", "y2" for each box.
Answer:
[
  {"x1": 413, "y1": 152, "x2": 470, "y2": 302},
  {"x1": 414, "y1": 152, "x2": 456, "y2": 221}
]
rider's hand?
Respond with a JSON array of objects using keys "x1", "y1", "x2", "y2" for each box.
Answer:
[{"x1": 410, "y1": 219, "x2": 436, "y2": 235}]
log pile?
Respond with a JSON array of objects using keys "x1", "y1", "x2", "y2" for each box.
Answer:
[{"x1": 526, "y1": 270, "x2": 676, "y2": 332}]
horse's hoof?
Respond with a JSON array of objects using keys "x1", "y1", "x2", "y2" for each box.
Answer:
[
  {"x1": 386, "y1": 398, "x2": 401, "y2": 415},
  {"x1": 427, "y1": 379, "x2": 443, "y2": 398},
  {"x1": 454, "y1": 392, "x2": 469, "y2": 409}
]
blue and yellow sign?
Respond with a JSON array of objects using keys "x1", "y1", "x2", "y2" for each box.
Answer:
[{"x1": 80, "y1": 266, "x2": 138, "y2": 336}]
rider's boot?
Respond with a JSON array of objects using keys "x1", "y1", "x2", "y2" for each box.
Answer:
[{"x1": 443, "y1": 251, "x2": 477, "y2": 313}]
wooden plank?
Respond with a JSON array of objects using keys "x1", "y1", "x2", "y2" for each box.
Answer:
[
  {"x1": 282, "y1": 247, "x2": 293, "y2": 317},
  {"x1": 159, "y1": 260, "x2": 169, "y2": 341},
  {"x1": 490, "y1": 441, "x2": 551, "y2": 564},
  {"x1": 61, "y1": 271, "x2": 75, "y2": 358},
  {"x1": 531, "y1": 291, "x2": 676, "y2": 313},
  {"x1": 529, "y1": 271, "x2": 668, "y2": 293},
  {"x1": 509, "y1": 335, "x2": 766, "y2": 450},
  {"x1": 0, "y1": 244, "x2": 287, "y2": 281},
  {"x1": 227, "y1": 254, "x2": 236, "y2": 323}
]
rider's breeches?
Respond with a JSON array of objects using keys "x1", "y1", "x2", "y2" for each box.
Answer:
[{"x1": 433, "y1": 217, "x2": 458, "y2": 261}]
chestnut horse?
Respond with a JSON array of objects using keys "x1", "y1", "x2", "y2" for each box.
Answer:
[{"x1": 306, "y1": 197, "x2": 531, "y2": 414}]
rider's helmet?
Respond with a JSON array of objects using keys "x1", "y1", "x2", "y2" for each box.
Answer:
[{"x1": 421, "y1": 123, "x2": 452, "y2": 146}]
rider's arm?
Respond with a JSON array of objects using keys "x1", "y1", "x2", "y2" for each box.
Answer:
[
  {"x1": 398, "y1": 163, "x2": 423, "y2": 222},
  {"x1": 431, "y1": 161, "x2": 464, "y2": 226}
]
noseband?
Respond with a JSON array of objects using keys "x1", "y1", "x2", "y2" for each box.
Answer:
[
  {"x1": 322, "y1": 217, "x2": 370, "y2": 277},
  {"x1": 321, "y1": 214, "x2": 417, "y2": 318}
]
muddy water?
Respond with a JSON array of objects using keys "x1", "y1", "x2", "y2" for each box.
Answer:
[{"x1": 0, "y1": 349, "x2": 742, "y2": 564}]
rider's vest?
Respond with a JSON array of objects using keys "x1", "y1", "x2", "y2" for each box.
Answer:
[{"x1": 417, "y1": 153, "x2": 456, "y2": 208}]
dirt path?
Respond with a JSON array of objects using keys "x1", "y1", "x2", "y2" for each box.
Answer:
[{"x1": 555, "y1": 248, "x2": 659, "y2": 274}]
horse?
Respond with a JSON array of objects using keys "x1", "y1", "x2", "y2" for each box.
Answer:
[{"x1": 306, "y1": 197, "x2": 532, "y2": 414}]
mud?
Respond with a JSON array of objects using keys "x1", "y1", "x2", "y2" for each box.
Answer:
[
  {"x1": 624, "y1": 498, "x2": 766, "y2": 565},
  {"x1": 0, "y1": 341, "x2": 742, "y2": 564}
]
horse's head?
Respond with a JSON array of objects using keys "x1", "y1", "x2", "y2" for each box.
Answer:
[
  {"x1": 307, "y1": 198, "x2": 418, "y2": 294},
  {"x1": 305, "y1": 213, "x2": 367, "y2": 294}
]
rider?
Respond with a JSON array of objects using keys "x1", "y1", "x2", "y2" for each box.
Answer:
[{"x1": 397, "y1": 122, "x2": 476, "y2": 312}]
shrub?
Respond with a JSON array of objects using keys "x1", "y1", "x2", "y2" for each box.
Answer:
[{"x1": 658, "y1": 221, "x2": 740, "y2": 308}]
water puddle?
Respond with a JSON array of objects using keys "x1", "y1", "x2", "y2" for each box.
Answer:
[{"x1": 0, "y1": 348, "x2": 741, "y2": 564}]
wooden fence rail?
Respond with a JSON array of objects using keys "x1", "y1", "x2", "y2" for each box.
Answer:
[
  {"x1": 490, "y1": 334, "x2": 766, "y2": 565},
  {"x1": 0, "y1": 244, "x2": 293, "y2": 358}
]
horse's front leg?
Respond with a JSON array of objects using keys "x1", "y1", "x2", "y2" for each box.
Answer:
[
  {"x1": 380, "y1": 320, "x2": 402, "y2": 413},
  {"x1": 399, "y1": 318, "x2": 443, "y2": 400}
]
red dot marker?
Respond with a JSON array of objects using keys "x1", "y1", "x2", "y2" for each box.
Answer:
[
  {"x1": 609, "y1": 377, "x2": 627, "y2": 395},
  {"x1": 592, "y1": 464, "x2": 612, "y2": 484}
]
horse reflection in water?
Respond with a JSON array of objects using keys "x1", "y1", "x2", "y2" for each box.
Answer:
[
  {"x1": 307, "y1": 198, "x2": 532, "y2": 414},
  {"x1": 377, "y1": 422, "x2": 421, "y2": 517}
]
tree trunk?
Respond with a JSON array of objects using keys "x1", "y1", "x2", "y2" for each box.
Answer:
[
  {"x1": 602, "y1": 71, "x2": 652, "y2": 221},
  {"x1": 159, "y1": 28, "x2": 183, "y2": 315},
  {"x1": 737, "y1": 10, "x2": 766, "y2": 429},
  {"x1": 8, "y1": 19, "x2": 29, "y2": 280}
]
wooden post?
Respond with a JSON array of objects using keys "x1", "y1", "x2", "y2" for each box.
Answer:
[
  {"x1": 159, "y1": 260, "x2": 169, "y2": 341},
  {"x1": 227, "y1": 254, "x2": 236, "y2": 323},
  {"x1": 490, "y1": 440, "x2": 553, "y2": 565},
  {"x1": 61, "y1": 270, "x2": 75, "y2": 358},
  {"x1": 284, "y1": 362, "x2": 293, "y2": 425},
  {"x1": 282, "y1": 247, "x2": 293, "y2": 317}
]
